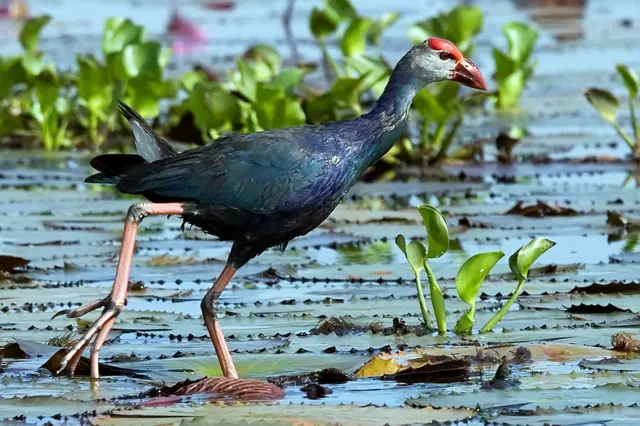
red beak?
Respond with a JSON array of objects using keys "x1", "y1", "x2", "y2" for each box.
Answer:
[{"x1": 452, "y1": 57, "x2": 487, "y2": 91}]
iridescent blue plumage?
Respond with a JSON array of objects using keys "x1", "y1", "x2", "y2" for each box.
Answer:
[{"x1": 86, "y1": 40, "x2": 486, "y2": 267}]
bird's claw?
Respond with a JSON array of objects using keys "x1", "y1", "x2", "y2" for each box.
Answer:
[
  {"x1": 52, "y1": 297, "x2": 122, "y2": 378},
  {"x1": 51, "y1": 296, "x2": 111, "y2": 321}
]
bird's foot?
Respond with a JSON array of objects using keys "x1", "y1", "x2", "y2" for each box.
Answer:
[{"x1": 52, "y1": 296, "x2": 122, "y2": 378}]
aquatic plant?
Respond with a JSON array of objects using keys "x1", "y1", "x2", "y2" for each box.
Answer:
[
  {"x1": 493, "y1": 21, "x2": 538, "y2": 109},
  {"x1": 585, "y1": 64, "x2": 640, "y2": 161},
  {"x1": 396, "y1": 204, "x2": 555, "y2": 335}
]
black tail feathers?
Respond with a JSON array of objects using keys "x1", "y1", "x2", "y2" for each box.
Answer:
[
  {"x1": 117, "y1": 101, "x2": 178, "y2": 162},
  {"x1": 84, "y1": 154, "x2": 146, "y2": 184}
]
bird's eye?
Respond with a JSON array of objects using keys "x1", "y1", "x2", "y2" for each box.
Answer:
[{"x1": 439, "y1": 51, "x2": 454, "y2": 61}]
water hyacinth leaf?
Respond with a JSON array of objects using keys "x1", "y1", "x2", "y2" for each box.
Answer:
[
  {"x1": 234, "y1": 58, "x2": 258, "y2": 102},
  {"x1": 509, "y1": 237, "x2": 555, "y2": 281},
  {"x1": 340, "y1": 18, "x2": 373, "y2": 57},
  {"x1": 616, "y1": 64, "x2": 639, "y2": 99},
  {"x1": 20, "y1": 51, "x2": 45, "y2": 76},
  {"x1": 77, "y1": 55, "x2": 111, "y2": 111},
  {"x1": 121, "y1": 42, "x2": 163, "y2": 78},
  {"x1": 448, "y1": 6, "x2": 483, "y2": 51},
  {"x1": 326, "y1": 0, "x2": 357, "y2": 22},
  {"x1": 367, "y1": 11, "x2": 401, "y2": 46},
  {"x1": 584, "y1": 88, "x2": 619, "y2": 125},
  {"x1": 503, "y1": 21, "x2": 538, "y2": 66},
  {"x1": 492, "y1": 48, "x2": 517, "y2": 82},
  {"x1": 102, "y1": 17, "x2": 144, "y2": 55},
  {"x1": 497, "y1": 68, "x2": 525, "y2": 108},
  {"x1": 454, "y1": 251, "x2": 504, "y2": 333},
  {"x1": 271, "y1": 67, "x2": 312, "y2": 96},
  {"x1": 244, "y1": 44, "x2": 282, "y2": 79},
  {"x1": 19, "y1": 15, "x2": 51, "y2": 53},
  {"x1": 406, "y1": 241, "x2": 427, "y2": 274},
  {"x1": 417, "y1": 205, "x2": 449, "y2": 258},
  {"x1": 180, "y1": 70, "x2": 208, "y2": 92},
  {"x1": 456, "y1": 251, "x2": 505, "y2": 305},
  {"x1": 310, "y1": 8, "x2": 338, "y2": 40},
  {"x1": 395, "y1": 234, "x2": 407, "y2": 255}
]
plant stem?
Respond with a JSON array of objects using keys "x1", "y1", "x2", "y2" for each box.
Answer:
[
  {"x1": 432, "y1": 122, "x2": 446, "y2": 149},
  {"x1": 414, "y1": 272, "x2": 434, "y2": 331},
  {"x1": 612, "y1": 121, "x2": 635, "y2": 150},
  {"x1": 480, "y1": 278, "x2": 524, "y2": 332},
  {"x1": 629, "y1": 99, "x2": 639, "y2": 145},
  {"x1": 319, "y1": 40, "x2": 340, "y2": 81},
  {"x1": 429, "y1": 112, "x2": 462, "y2": 166},
  {"x1": 424, "y1": 261, "x2": 447, "y2": 334}
]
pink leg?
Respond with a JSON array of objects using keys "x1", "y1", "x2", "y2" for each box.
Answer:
[
  {"x1": 54, "y1": 202, "x2": 184, "y2": 378},
  {"x1": 201, "y1": 265, "x2": 239, "y2": 378}
]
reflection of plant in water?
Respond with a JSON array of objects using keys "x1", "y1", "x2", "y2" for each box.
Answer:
[
  {"x1": 338, "y1": 240, "x2": 393, "y2": 264},
  {"x1": 585, "y1": 64, "x2": 640, "y2": 161},
  {"x1": 396, "y1": 204, "x2": 555, "y2": 335}
]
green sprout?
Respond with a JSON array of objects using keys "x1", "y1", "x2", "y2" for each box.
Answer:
[
  {"x1": 480, "y1": 238, "x2": 555, "y2": 332},
  {"x1": 493, "y1": 21, "x2": 539, "y2": 109},
  {"x1": 585, "y1": 64, "x2": 640, "y2": 161},
  {"x1": 397, "y1": 205, "x2": 554, "y2": 335}
]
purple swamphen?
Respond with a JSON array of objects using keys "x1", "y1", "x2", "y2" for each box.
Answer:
[{"x1": 56, "y1": 38, "x2": 486, "y2": 397}]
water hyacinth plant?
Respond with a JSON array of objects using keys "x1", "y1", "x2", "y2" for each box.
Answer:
[
  {"x1": 493, "y1": 21, "x2": 539, "y2": 109},
  {"x1": 397, "y1": 205, "x2": 555, "y2": 335},
  {"x1": 585, "y1": 64, "x2": 640, "y2": 161}
]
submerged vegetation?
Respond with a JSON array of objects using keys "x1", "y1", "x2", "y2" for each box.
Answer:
[
  {"x1": 0, "y1": 1, "x2": 542, "y2": 171},
  {"x1": 396, "y1": 205, "x2": 555, "y2": 335}
]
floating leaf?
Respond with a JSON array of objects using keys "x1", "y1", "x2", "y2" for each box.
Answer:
[
  {"x1": 354, "y1": 355, "x2": 400, "y2": 377},
  {"x1": 102, "y1": 17, "x2": 144, "y2": 55},
  {"x1": 585, "y1": 88, "x2": 619, "y2": 124},
  {"x1": 416, "y1": 205, "x2": 449, "y2": 258},
  {"x1": 509, "y1": 238, "x2": 556, "y2": 281}
]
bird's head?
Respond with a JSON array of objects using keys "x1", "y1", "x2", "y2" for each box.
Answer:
[{"x1": 401, "y1": 37, "x2": 487, "y2": 91}]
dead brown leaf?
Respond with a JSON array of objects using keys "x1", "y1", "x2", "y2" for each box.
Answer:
[{"x1": 506, "y1": 200, "x2": 578, "y2": 217}]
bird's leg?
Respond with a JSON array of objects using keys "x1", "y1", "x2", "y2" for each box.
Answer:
[
  {"x1": 201, "y1": 265, "x2": 239, "y2": 378},
  {"x1": 53, "y1": 202, "x2": 185, "y2": 378}
]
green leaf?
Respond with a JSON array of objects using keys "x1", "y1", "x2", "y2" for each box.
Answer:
[
  {"x1": 102, "y1": 18, "x2": 144, "y2": 55},
  {"x1": 367, "y1": 12, "x2": 400, "y2": 46},
  {"x1": 492, "y1": 47, "x2": 517, "y2": 82},
  {"x1": 310, "y1": 8, "x2": 339, "y2": 40},
  {"x1": 509, "y1": 237, "x2": 555, "y2": 281},
  {"x1": 180, "y1": 70, "x2": 208, "y2": 92},
  {"x1": 19, "y1": 15, "x2": 51, "y2": 53},
  {"x1": 21, "y1": 51, "x2": 46, "y2": 76},
  {"x1": 496, "y1": 69, "x2": 525, "y2": 109},
  {"x1": 244, "y1": 44, "x2": 282, "y2": 77},
  {"x1": 77, "y1": 55, "x2": 112, "y2": 111},
  {"x1": 121, "y1": 42, "x2": 163, "y2": 79},
  {"x1": 234, "y1": 58, "x2": 258, "y2": 102},
  {"x1": 326, "y1": 0, "x2": 357, "y2": 21},
  {"x1": 616, "y1": 64, "x2": 639, "y2": 99},
  {"x1": 448, "y1": 6, "x2": 483, "y2": 49},
  {"x1": 340, "y1": 18, "x2": 373, "y2": 57},
  {"x1": 270, "y1": 67, "x2": 312, "y2": 96},
  {"x1": 454, "y1": 251, "x2": 504, "y2": 334},
  {"x1": 0, "y1": 57, "x2": 26, "y2": 98},
  {"x1": 585, "y1": 88, "x2": 619, "y2": 125},
  {"x1": 188, "y1": 82, "x2": 241, "y2": 136},
  {"x1": 406, "y1": 241, "x2": 427, "y2": 274},
  {"x1": 413, "y1": 88, "x2": 453, "y2": 124},
  {"x1": 416, "y1": 205, "x2": 449, "y2": 258},
  {"x1": 395, "y1": 235, "x2": 427, "y2": 274},
  {"x1": 455, "y1": 251, "x2": 505, "y2": 306},
  {"x1": 503, "y1": 21, "x2": 538, "y2": 66}
]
